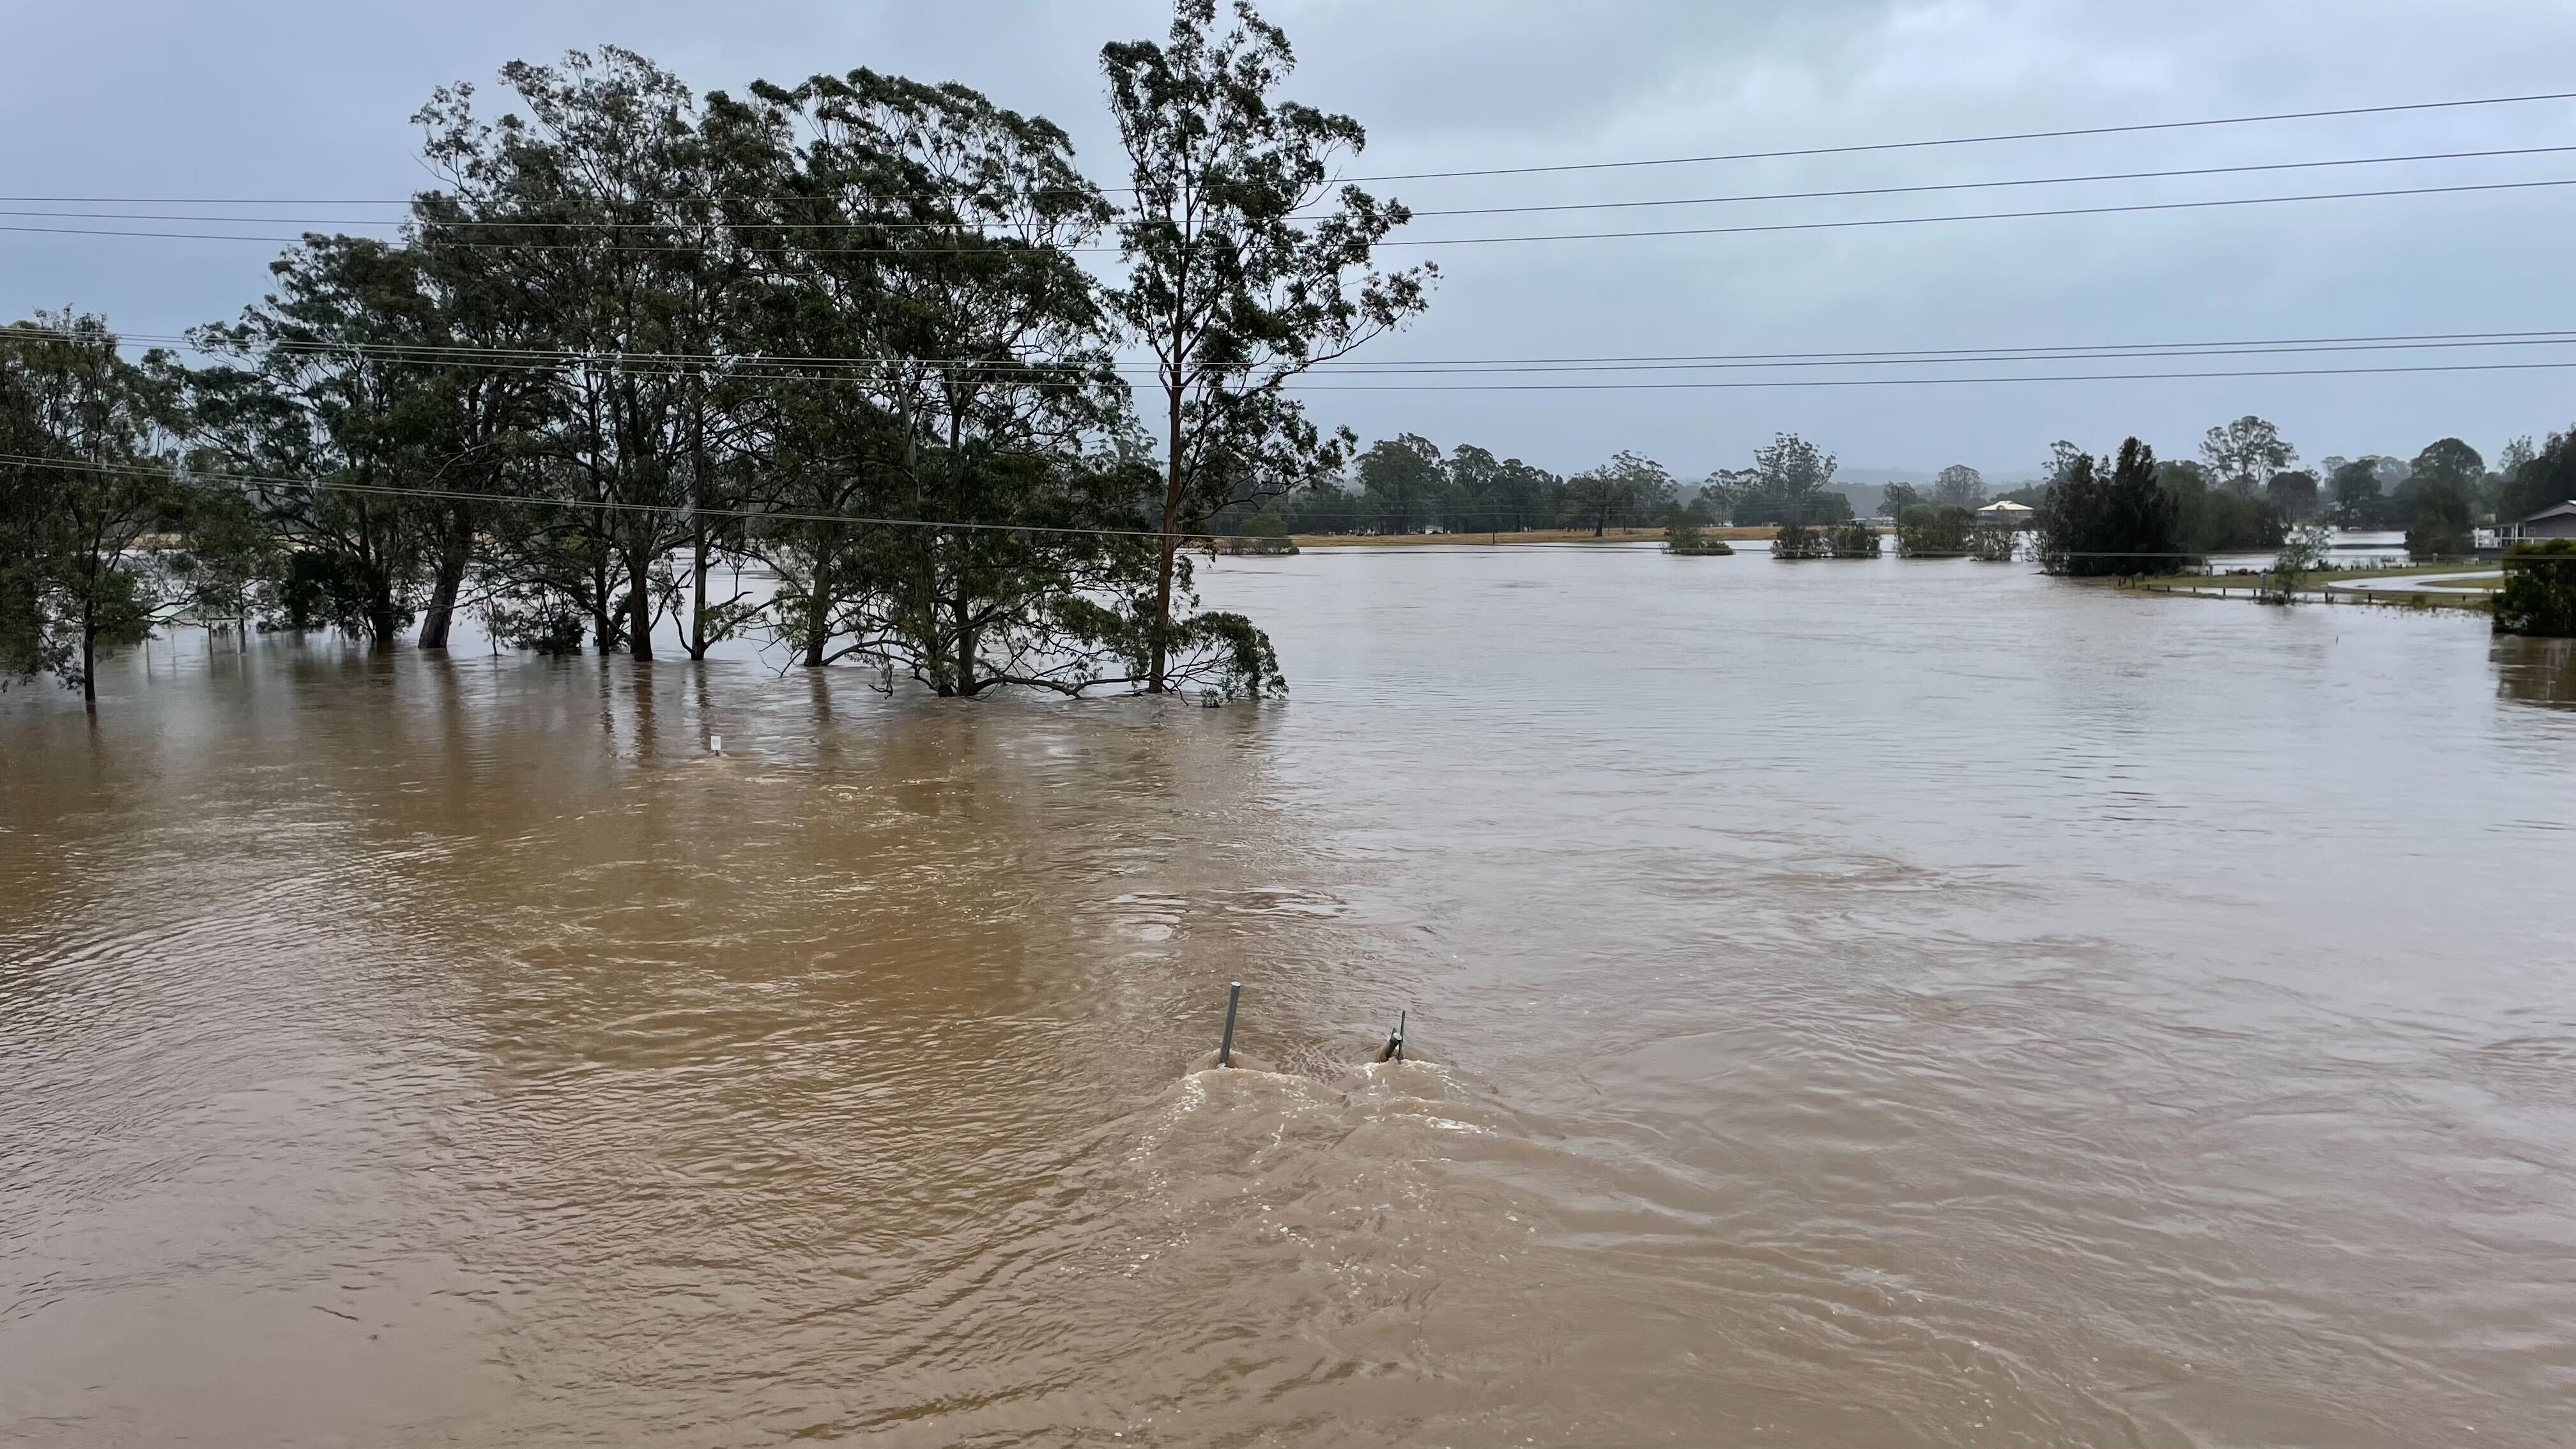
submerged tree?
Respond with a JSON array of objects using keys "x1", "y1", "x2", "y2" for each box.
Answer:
[
  {"x1": 2260, "y1": 521, "x2": 2334, "y2": 604},
  {"x1": 191, "y1": 238, "x2": 447, "y2": 645},
  {"x1": 2036, "y1": 437, "x2": 2186, "y2": 576},
  {"x1": 1103, "y1": 0, "x2": 1432, "y2": 693},
  {"x1": 1827, "y1": 519, "x2": 1882, "y2": 558},
  {"x1": 2494, "y1": 539, "x2": 2576, "y2": 637},
  {"x1": 413, "y1": 48, "x2": 749, "y2": 660},
  {"x1": 1896, "y1": 503, "x2": 1972, "y2": 557},
  {"x1": 1661, "y1": 503, "x2": 1730, "y2": 555},
  {"x1": 715, "y1": 68, "x2": 1168, "y2": 694},
  {"x1": 0, "y1": 313, "x2": 188, "y2": 707}
]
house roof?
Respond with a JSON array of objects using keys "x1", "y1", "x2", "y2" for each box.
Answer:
[
  {"x1": 2518, "y1": 499, "x2": 2576, "y2": 525},
  {"x1": 1975, "y1": 500, "x2": 2034, "y2": 513}
]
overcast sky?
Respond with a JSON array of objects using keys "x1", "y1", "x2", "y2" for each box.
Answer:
[{"x1": 7, "y1": 0, "x2": 2573, "y2": 481}]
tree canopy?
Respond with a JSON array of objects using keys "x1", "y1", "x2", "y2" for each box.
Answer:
[{"x1": 2036, "y1": 438, "x2": 2186, "y2": 576}]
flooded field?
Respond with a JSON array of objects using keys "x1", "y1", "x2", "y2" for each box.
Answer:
[{"x1": 4, "y1": 549, "x2": 2573, "y2": 1446}]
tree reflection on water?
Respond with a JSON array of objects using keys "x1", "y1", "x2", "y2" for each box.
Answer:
[{"x1": 2493, "y1": 634, "x2": 2576, "y2": 708}]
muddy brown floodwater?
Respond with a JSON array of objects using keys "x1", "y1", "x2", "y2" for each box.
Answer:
[{"x1": 4, "y1": 548, "x2": 2575, "y2": 1446}]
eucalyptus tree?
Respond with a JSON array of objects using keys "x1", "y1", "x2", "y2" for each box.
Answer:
[
  {"x1": 717, "y1": 69, "x2": 1156, "y2": 693},
  {"x1": 1560, "y1": 468, "x2": 1634, "y2": 537},
  {"x1": 1103, "y1": 0, "x2": 1432, "y2": 693},
  {"x1": 1560, "y1": 450, "x2": 1674, "y2": 534},
  {"x1": 1730, "y1": 433, "x2": 1850, "y2": 526},
  {"x1": 1354, "y1": 433, "x2": 1441, "y2": 533},
  {"x1": 1930, "y1": 463, "x2": 1986, "y2": 509},
  {"x1": 0, "y1": 367, "x2": 51, "y2": 682},
  {"x1": 820, "y1": 71, "x2": 1140, "y2": 695},
  {"x1": 191, "y1": 237, "x2": 447, "y2": 645},
  {"x1": 401, "y1": 191, "x2": 574, "y2": 650},
  {"x1": 0, "y1": 312, "x2": 188, "y2": 707},
  {"x1": 415, "y1": 48, "x2": 749, "y2": 659},
  {"x1": 2199, "y1": 415, "x2": 2296, "y2": 500},
  {"x1": 1430, "y1": 446, "x2": 1563, "y2": 534}
]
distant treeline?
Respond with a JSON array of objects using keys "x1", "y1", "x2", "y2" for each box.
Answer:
[
  {"x1": 2032, "y1": 424, "x2": 2576, "y2": 576},
  {"x1": 1233, "y1": 415, "x2": 2576, "y2": 565}
]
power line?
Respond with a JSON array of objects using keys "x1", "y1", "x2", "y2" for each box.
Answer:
[
  {"x1": 1373, "y1": 177, "x2": 2576, "y2": 247},
  {"x1": 7, "y1": 174, "x2": 2566, "y2": 253},
  {"x1": 58, "y1": 332, "x2": 2576, "y2": 383},
  {"x1": 17, "y1": 321, "x2": 2576, "y2": 387},
  {"x1": 13, "y1": 142, "x2": 2576, "y2": 229},
  {"x1": 1279, "y1": 359, "x2": 2576, "y2": 390},
  {"x1": 18, "y1": 332, "x2": 2576, "y2": 397},
  {"x1": 31, "y1": 323, "x2": 2574, "y2": 372},
  {"x1": 1327, "y1": 89, "x2": 2576, "y2": 184},
  {"x1": 1390, "y1": 144, "x2": 2576, "y2": 218},
  {"x1": 10, "y1": 86, "x2": 2575, "y2": 210}
]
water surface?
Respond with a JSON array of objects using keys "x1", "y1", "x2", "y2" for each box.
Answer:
[{"x1": 4, "y1": 549, "x2": 2573, "y2": 1446}]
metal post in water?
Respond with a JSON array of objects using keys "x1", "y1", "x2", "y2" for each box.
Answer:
[
  {"x1": 1217, "y1": 981, "x2": 1241, "y2": 1068},
  {"x1": 1394, "y1": 1009, "x2": 1406, "y2": 1062}
]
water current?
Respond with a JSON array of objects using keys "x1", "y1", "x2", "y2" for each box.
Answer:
[{"x1": 4, "y1": 547, "x2": 2573, "y2": 1445}]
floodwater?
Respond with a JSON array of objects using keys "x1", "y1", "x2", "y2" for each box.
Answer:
[{"x1": 4, "y1": 548, "x2": 2574, "y2": 1447}]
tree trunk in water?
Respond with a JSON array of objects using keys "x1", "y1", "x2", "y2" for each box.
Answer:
[
  {"x1": 592, "y1": 556, "x2": 614, "y2": 654},
  {"x1": 627, "y1": 556, "x2": 654, "y2": 661},
  {"x1": 418, "y1": 519, "x2": 470, "y2": 650},
  {"x1": 80, "y1": 617, "x2": 97, "y2": 712},
  {"x1": 1149, "y1": 396, "x2": 1183, "y2": 693},
  {"x1": 802, "y1": 576, "x2": 827, "y2": 669},
  {"x1": 689, "y1": 515, "x2": 709, "y2": 660},
  {"x1": 368, "y1": 572, "x2": 399, "y2": 650}
]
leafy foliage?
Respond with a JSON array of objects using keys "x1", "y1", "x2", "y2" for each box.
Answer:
[
  {"x1": 1721, "y1": 433, "x2": 1851, "y2": 526},
  {"x1": 1826, "y1": 519, "x2": 1881, "y2": 558},
  {"x1": 1661, "y1": 504, "x2": 1731, "y2": 555},
  {"x1": 1896, "y1": 503, "x2": 1972, "y2": 557},
  {"x1": 2036, "y1": 438, "x2": 2188, "y2": 576},
  {"x1": 0, "y1": 314, "x2": 190, "y2": 704},
  {"x1": 1929, "y1": 464, "x2": 1986, "y2": 510},
  {"x1": 2499, "y1": 426, "x2": 2576, "y2": 526},
  {"x1": 1770, "y1": 522, "x2": 1832, "y2": 560},
  {"x1": 1103, "y1": 0, "x2": 1432, "y2": 690},
  {"x1": 2494, "y1": 539, "x2": 2576, "y2": 637},
  {"x1": 2199, "y1": 415, "x2": 2296, "y2": 499}
]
